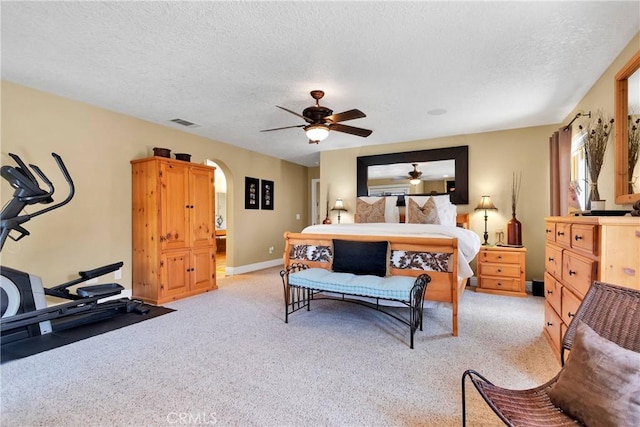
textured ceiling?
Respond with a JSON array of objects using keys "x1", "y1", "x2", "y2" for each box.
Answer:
[{"x1": 2, "y1": 1, "x2": 639, "y2": 167}]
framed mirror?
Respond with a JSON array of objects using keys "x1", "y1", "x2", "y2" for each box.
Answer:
[
  {"x1": 356, "y1": 145, "x2": 469, "y2": 204},
  {"x1": 614, "y1": 50, "x2": 640, "y2": 204}
]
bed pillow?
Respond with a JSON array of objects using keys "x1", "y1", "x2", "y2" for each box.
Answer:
[
  {"x1": 355, "y1": 198, "x2": 385, "y2": 223},
  {"x1": 357, "y1": 196, "x2": 399, "y2": 223},
  {"x1": 547, "y1": 321, "x2": 640, "y2": 426},
  {"x1": 332, "y1": 239, "x2": 389, "y2": 277},
  {"x1": 406, "y1": 195, "x2": 456, "y2": 226},
  {"x1": 407, "y1": 197, "x2": 440, "y2": 224}
]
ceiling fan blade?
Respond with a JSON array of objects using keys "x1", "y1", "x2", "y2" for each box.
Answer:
[
  {"x1": 276, "y1": 106, "x2": 312, "y2": 123},
  {"x1": 260, "y1": 124, "x2": 305, "y2": 132},
  {"x1": 330, "y1": 123, "x2": 372, "y2": 137},
  {"x1": 324, "y1": 109, "x2": 366, "y2": 123}
]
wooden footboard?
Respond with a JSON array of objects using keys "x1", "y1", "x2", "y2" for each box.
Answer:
[{"x1": 283, "y1": 232, "x2": 463, "y2": 336}]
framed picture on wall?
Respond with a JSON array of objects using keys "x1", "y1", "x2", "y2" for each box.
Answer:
[
  {"x1": 245, "y1": 177, "x2": 259, "y2": 209},
  {"x1": 261, "y1": 179, "x2": 274, "y2": 210}
]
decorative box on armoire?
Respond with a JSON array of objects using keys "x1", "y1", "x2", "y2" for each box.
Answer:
[{"x1": 131, "y1": 156, "x2": 217, "y2": 305}]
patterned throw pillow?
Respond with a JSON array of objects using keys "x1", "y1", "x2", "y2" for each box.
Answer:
[
  {"x1": 407, "y1": 198, "x2": 440, "y2": 224},
  {"x1": 355, "y1": 198, "x2": 386, "y2": 223},
  {"x1": 547, "y1": 321, "x2": 640, "y2": 426}
]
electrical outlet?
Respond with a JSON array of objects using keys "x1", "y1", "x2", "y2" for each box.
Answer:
[
  {"x1": 296, "y1": 213, "x2": 301, "y2": 220},
  {"x1": 269, "y1": 246, "x2": 274, "y2": 254},
  {"x1": 114, "y1": 268, "x2": 122, "y2": 280}
]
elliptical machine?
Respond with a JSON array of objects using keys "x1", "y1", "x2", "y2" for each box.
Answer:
[{"x1": 0, "y1": 152, "x2": 147, "y2": 345}]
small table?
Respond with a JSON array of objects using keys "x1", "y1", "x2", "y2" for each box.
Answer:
[
  {"x1": 476, "y1": 245, "x2": 527, "y2": 297},
  {"x1": 215, "y1": 229, "x2": 226, "y2": 253}
]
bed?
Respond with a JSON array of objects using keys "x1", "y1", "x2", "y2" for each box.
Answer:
[{"x1": 282, "y1": 195, "x2": 481, "y2": 336}]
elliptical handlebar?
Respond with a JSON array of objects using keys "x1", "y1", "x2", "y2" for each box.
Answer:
[{"x1": 0, "y1": 152, "x2": 75, "y2": 251}]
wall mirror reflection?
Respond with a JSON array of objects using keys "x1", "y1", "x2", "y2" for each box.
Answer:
[{"x1": 356, "y1": 146, "x2": 469, "y2": 204}]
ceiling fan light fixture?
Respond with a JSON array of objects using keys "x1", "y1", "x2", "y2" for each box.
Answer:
[
  {"x1": 408, "y1": 163, "x2": 422, "y2": 185},
  {"x1": 304, "y1": 124, "x2": 330, "y2": 142}
]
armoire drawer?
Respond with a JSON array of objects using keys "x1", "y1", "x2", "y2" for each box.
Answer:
[
  {"x1": 561, "y1": 286, "x2": 582, "y2": 326},
  {"x1": 544, "y1": 272, "x2": 562, "y2": 315},
  {"x1": 545, "y1": 244, "x2": 562, "y2": 278},
  {"x1": 479, "y1": 277, "x2": 521, "y2": 292},
  {"x1": 478, "y1": 263, "x2": 521, "y2": 278},
  {"x1": 571, "y1": 224, "x2": 597, "y2": 255}
]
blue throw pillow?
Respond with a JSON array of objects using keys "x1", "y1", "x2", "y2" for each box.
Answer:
[{"x1": 332, "y1": 239, "x2": 389, "y2": 277}]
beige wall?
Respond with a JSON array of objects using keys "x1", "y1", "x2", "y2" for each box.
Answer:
[{"x1": 1, "y1": 81, "x2": 309, "y2": 288}]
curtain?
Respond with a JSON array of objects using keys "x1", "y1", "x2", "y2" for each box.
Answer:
[{"x1": 549, "y1": 127, "x2": 572, "y2": 216}]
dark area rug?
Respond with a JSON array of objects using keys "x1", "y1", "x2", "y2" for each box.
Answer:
[{"x1": 1, "y1": 304, "x2": 174, "y2": 363}]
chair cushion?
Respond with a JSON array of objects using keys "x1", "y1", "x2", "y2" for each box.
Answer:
[
  {"x1": 547, "y1": 321, "x2": 640, "y2": 426},
  {"x1": 288, "y1": 268, "x2": 416, "y2": 301}
]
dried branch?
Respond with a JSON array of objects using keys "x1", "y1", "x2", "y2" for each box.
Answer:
[
  {"x1": 578, "y1": 110, "x2": 614, "y2": 200},
  {"x1": 629, "y1": 115, "x2": 640, "y2": 193},
  {"x1": 511, "y1": 171, "x2": 522, "y2": 216}
]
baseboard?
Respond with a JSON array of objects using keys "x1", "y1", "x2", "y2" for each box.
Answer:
[{"x1": 225, "y1": 259, "x2": 282, "y2": 276}]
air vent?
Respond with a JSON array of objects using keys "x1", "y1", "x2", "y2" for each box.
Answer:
[{"x1": 169, "y1": 118, "x2": 200, "y2": 128}]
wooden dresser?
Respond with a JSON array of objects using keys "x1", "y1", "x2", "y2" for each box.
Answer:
[
  {"x1": 543, "y1": 216, "x2": 640, "y2": 359},
  {"x1": 131, "y1": 157, "x2": 217, "y2": 305},
  {"x1": 476, "y1": 246, "x2": 527, "y2": 297}
]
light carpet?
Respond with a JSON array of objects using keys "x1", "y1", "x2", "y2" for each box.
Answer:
[{"x1": 1, "y1": 267, "x2": 560, "y2": 426}]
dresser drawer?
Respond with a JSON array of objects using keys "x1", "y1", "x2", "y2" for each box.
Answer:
[
  {"x1": 544, "y1": 272, "x2": 562, "y2": 315},
  {"x1": 544, "y1": 301, "x2": 563, "y2": 354},
  {"x1": 479, "y1": 277, "x2": 521, "y2": 292},
  {"x1": 571, "y1": 224, "x2": 597, "y2": 255},
  {"x1": 545, "y1": 244, "x2": 562, "y2": 278},
  {"x1": 562, "y1": 251, "x2": 596, "y2": 298},
  {"x1": 555, "y1": 223, "x2": 571, "y2": 247},
  {"x1": 561, "y1": 286, "x2": 582, "y2": 326},
  {"x1": 478, "y1": 263, "x2": 521, "y2": 278},
  {"x1": 480, "y1": 250, "x2": 520, "y2": 264},
  {"x1": 545, "y1": 222, "x2": 556, "y2": 243}
]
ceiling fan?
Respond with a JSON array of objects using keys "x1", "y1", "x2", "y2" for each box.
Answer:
[
  {"x1": 408, "y1": 163, "x2": 422, "y2": 185},
  {"x1": 260, "y1": 90, "x2": 372, "y2": 144}
]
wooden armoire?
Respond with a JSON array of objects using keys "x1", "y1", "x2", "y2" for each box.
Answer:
[{"x1": 131, "y1": 156, "x2": 217, "y2": 305}]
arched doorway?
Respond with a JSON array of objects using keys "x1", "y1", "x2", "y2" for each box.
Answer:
[{"x1": 206, "y1": 159, "x2": 228, "y2": 278}]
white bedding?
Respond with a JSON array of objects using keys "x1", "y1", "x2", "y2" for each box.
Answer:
[{"x1": 301, "y1": 223, "x2": 481, "y2": 278}]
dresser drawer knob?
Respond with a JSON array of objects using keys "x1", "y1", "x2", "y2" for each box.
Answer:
[
  {"x1": 568, "y1": 312, "x2": 575, "y2": 318},
  {"x1": 497, "y1": 269, "x2": 502, "y2": 273},
  {"x1": 547, "y1": 290, "x2": 553, "y2": 295},
  {"x1": 568, "y1": 270, "x2": 577, "y2": 276},
  {"x1": 548, "y1": 257, "x2": 554, "y2": 262},
  {"x1": 547, "y1": 322, "x2": 553, "y2": 327},
  {"x1": 574, "y1": 235, "x2": 583, "y2": 241},
  {"x1": 557, "y1": 231, "x2": 565, "y2": 236}
]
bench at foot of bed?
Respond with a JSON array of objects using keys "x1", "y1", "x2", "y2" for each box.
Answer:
[{"x1": 280, "y1": 263, "x2": 431, "y2": 349}]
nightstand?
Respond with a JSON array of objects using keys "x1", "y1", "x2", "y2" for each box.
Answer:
[{"x1": 476, "y1": 246, "x2": 527, "y2": 297}]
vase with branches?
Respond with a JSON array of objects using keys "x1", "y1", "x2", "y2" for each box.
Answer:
[
  {"x1": 507, "y1": 171, "x2": 522, "y2": 246},
  {"x1": 578, "y1": 110, "x2": 614, "y2": 206},
  {"x1": 628, "y1": 115, "x2": 640, "y2": 194}
]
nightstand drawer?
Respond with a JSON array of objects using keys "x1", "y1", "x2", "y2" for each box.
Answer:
[
  {"x1": 478, "y1": 263, "x2": 521, "y2": 278},
  {"x1": 480, "y1": 277, "x2": 520, "y2": 292},
  {"x1": 480, "y1": 250, "x2": 520, "y2": 264}
]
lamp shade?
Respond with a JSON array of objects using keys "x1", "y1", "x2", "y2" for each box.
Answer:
[
  {"x1": 304, "y1": 124, "x2": 330, "y2": 142},
  {"x1": 331, "y1": 198, "x2": 347, "y2": 211},
  {"x1": 475, "y1": 195, "x2": 497, "y2": 211}
]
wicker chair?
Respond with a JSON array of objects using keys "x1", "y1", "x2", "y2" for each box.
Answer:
[{"x1": 461, "y1": 281, "x2": 640, "y2": 426}]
